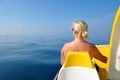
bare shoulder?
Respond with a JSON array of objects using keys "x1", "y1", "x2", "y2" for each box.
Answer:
[
  {"x1": 85, "y1": 41, "x2": 95, "y2": 48},
  {"x1": 62, "y1": 42, "x2": 72, "y2": 49},
  {"x1": 87, "y1": 42, "x2": 100, "y2": 53},
  {"x1": 85, "y1": 42, "x2": 99, "y2": 52}
]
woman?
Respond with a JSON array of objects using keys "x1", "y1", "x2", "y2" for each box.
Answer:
[{"x1": 61, "y1": 20, "x2": 107, "y2": 65}]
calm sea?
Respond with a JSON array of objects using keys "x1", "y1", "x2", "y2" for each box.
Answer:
[{"x1": 0, "y1": 35, "x2": 109, "y2": 80}]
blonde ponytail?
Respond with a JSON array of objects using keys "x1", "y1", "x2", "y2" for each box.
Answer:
[{"x1": 82, "y1": 31, "x2": 88, "y2": 38}]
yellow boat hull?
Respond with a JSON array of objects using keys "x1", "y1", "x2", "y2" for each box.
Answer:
[{"x1": 96, "y1": 6, "x2": 120, "y2": 80}]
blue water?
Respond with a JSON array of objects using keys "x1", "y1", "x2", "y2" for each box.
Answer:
[{"x1": 0, "y1": 35, "x2": 109, "y2": 80}]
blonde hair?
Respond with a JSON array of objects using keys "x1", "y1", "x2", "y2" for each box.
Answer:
[{"x1": 72, "y1": 20, "x2": 88, "y2": 38}]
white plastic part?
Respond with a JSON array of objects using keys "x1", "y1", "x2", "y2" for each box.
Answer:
[
  {"x1": 57, "y1": 67, "x2": 100, "y2": 80},
  {"x1": 115, "y1": 45, "x2": 120, "y2": 71}
]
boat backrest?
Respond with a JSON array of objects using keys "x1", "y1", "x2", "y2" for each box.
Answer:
[
  {"x1": 63, "y1": 52, "x2": 94, "y2": 68},
  {"x1": 57, "y1": 52, "x2": 100, "y2": 80}
]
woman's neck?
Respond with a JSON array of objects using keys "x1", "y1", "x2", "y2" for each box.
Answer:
[{"x1": 74, "y1": 37, "x2": 85, "y2": 42}]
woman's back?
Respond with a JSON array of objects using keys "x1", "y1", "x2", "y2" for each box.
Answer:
[
  {"x1": 61, "y1": 38, "x2": 107, "y2": 65},
  {"x1": 62, "y1": 38, "x2": 94, "y2": 59}
]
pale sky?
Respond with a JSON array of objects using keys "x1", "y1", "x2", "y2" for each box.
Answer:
[{"x1": 0, "y1": 0, "x2": 120, "y2": 36}]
